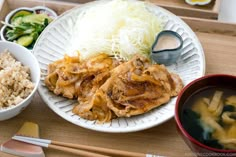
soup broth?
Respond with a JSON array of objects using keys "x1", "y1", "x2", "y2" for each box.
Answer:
[{"x1": 181, "y1": 86, "x2": 236, "y2": 150}]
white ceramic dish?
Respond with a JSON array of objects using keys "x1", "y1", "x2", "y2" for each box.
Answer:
[
  {"x1": 4, "y1": 6, "x2": 57, "y2": 23},
  {"x1": 34, "y1": 0, "x2": 205, "y2": 133},
  {"x1": 0, "y1": 41, "x2": 40, "y2": 121},
  {"x1": 0, "y1": 6, "x2": 57, "y2": 49}
]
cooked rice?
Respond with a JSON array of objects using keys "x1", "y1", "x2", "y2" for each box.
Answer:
[{"x1": 0, "y1": 50, "x2": 34, "y2": 109}]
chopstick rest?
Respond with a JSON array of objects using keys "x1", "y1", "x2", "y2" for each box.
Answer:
[{"x1": 1, "y1": 122, "x2": 45, "y2": 157}]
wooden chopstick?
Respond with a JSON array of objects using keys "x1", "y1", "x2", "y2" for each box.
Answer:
[
  {"x1": 12, "y1": 136, "x2": 109, "y2": 157},
  {"x1": 51, "y1": 140, "x2": 146, "y2": 157},
  {"x1": 48, "y1": 144, "x2": 110, "y2": 157},
  {"x1": 12, "y1": 135, "x2": 148, "y2": 157}
]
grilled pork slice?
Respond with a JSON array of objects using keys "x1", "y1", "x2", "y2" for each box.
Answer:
[
  {"x1": 44, "y1": 55, "x2": 81, "y2": 99},
  {"x1": 94, "y1": 55, "x2": 183, "y2": 119},
  {"x1": 45, "y1": 54, "x2": 183, "y2": 122},
  {"x1": 72, "y1": 55, "x2": 121, "y2": 121}
]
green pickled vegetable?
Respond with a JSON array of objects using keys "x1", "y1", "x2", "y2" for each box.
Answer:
[
  {"x1": 6, "y1": 19, "x2": 48, "y2": 40},
  {"x1": 12, "y1": 13, "x2": 53, "y2": 26},
  {"x1": 16, "y1": 35, "x2": 34, "y2": 47},
  {"x1": 5, "y1": 16, "x2": 50, "y2": 48},
  {"x1": 22, "y1": 14, "x2": 53, "y2": 24},
  {"x1": 10, "y1": 10, "x2": 33, "y2": 24},
  {"x1": 4, "y1": 9, "x2": 53, "y2": 48}
]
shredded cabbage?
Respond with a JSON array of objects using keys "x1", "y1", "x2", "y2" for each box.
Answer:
[{"x1": 72, "y1": 0, "x2": 163, "y2": 60}]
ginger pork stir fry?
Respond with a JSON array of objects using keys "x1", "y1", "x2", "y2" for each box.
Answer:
[
  {"x1": 45, "y1": 54, "x2": 120, "y2": 100},
  {"x1": 45, "y1": 54, "x2": 183, "y2": 122}
]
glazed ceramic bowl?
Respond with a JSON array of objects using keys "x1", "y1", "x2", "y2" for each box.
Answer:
[
  {"x1": 151, "y1": 30, "x2": 183, "y2": 65},
  {"x1": 175, "y1": 74, "x2": 236, "y2": 157},
  {"x1": 0, "y1": 41, "x2": 40, "y2": 120},
  {"x1": 185, "y1": 0, "x2": 212, "y2": 5}
]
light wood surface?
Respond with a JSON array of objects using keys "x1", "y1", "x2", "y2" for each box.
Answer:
[
  {"x1": 0, "y1": 93, "x2": 193, "y2": 157},
  {"x1": 0, "y1": 0, "x2": 236, "y2": 157}
]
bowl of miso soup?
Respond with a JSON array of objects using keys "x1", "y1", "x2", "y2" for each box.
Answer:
[{"x1": 175, "y1": 74, "x2": 236, "y2": 157}]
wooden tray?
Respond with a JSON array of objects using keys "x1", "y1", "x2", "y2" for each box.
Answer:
[
  {"x1": 0, "y1": 0, "x2": 221, "y2": 21},
  {"x1": 149, "y1": 0, "x2": 221, "y2": 19},
  {"x1": 50, "y1": 0, "x2": 221, "y2": 19},
  {"x1": 0, "y1": 0, "x2": 236, "y2": 157}
]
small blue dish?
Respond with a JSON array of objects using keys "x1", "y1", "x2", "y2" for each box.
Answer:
[{"x1": 151, "y1": 30, "x2": 183, "y2": 65}]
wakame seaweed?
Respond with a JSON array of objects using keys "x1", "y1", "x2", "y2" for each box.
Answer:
[{"x1": 181, "y1": 109, "x2": 223, "y2": 149}]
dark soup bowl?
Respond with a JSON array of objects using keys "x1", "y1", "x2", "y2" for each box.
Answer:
[{"x1": 175, "y1": 74, "x2": 236, "y2": 157}]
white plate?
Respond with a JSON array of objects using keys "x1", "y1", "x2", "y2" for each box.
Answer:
[{"x1": 33, "y1": 0, "x2": 205, "y2": 133}]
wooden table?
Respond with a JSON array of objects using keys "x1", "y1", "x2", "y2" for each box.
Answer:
[
  {"x1": 0, "y1": 93, "x2": 193, "y2": 157},
  {"x1": 1, "y1": 1, "x2": 236, "y2": 157}
]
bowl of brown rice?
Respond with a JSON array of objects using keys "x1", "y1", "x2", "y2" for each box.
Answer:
[{"x1": 0, "y1": 41, "x2": 40, "y2": 120}]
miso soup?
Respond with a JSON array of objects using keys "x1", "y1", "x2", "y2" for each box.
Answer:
[{"x1": 181, "y1": 86, "x2": 236, "y2": 150}]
